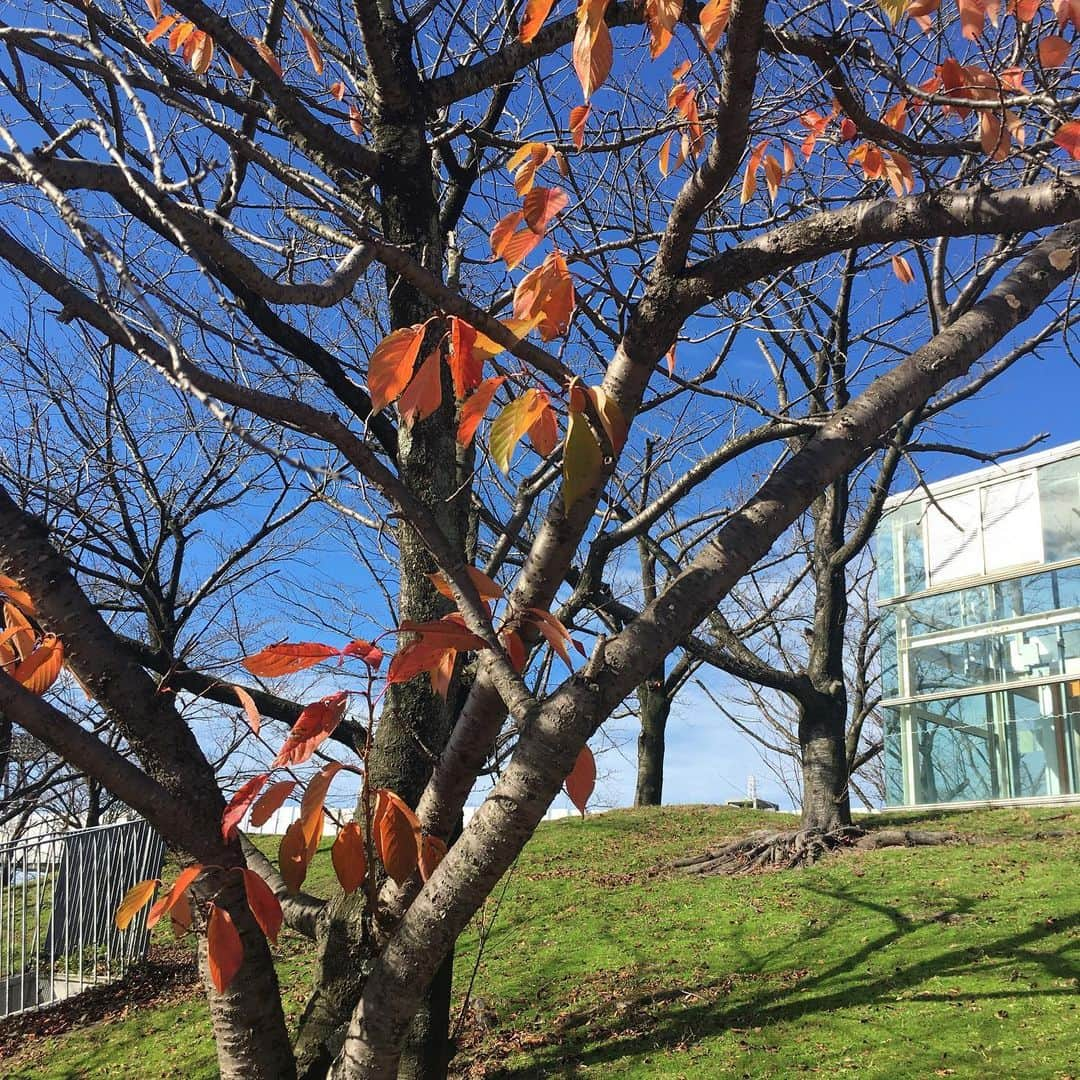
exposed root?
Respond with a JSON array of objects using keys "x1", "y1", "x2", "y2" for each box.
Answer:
[{"x1": 672, "y1": 826, "x2": 961, "y2": 875}]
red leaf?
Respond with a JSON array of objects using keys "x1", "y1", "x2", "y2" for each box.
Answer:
[
  {"x1": 272, "y1": 691, "x2": 348, "y2": 767},
  {"x1": 232, "y1": 685, "x2": 261, "y2": 735},
  {"x1": 565, "y1": 744, "x2": 596, "y2": 816},
  {"x1": 330, "y1": 80, "x2": 347, "y2": 101},
  {"x1": 242, "y1": 641, "x2": 340, "y2": 677},
  {"x1": 250, "y1": 780, "x2": 296, "y2": 827},
  {"x1": 341, "y1": 639, "x2": 384, "y2": 668},
  {"x1": 398, "y1": 349, "x2": 443, "y2": 428},
  {"x1": 367, "y1": 324, "x2": 428, "y2": 412},
  {"x1": 207, "y1": 904, "x2": 244, "y2": 993},
  {"x1": 457, "y1": 375, "x2": 507, "y2": 447},
  {"x1": 331, "y1": 821, "x2": 366, "y2": 893},
  {"x1": 373, "y1": 789, "x2": 422, "y2": 884},
  {"x1": 222, "y1": 773, "x2": 269, "y2": 842},
  {"x1": 387, "y1": 618, "x2": 489, "y2": 686},
  {"x1": 279, "y1": 820, "x2": 309, "y2": 892},
  {"x1": 523, "y1": 187, "x2": 569, "y2": 234},
  {"x1": 241, "y1": 868, "x2": 283, "y2": 944},
  {"x1": 147, "y1": 864, "x2": 202, "y2": 929}
]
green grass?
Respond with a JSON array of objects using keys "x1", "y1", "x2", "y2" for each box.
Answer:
[{"x1": 7, "y1": 804, "x2": 1080, "y2": 1078}]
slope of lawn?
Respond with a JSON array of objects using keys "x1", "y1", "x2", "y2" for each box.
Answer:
[{"x1": 5, "y1": 803, "x2": 1079, "y2": 1078}]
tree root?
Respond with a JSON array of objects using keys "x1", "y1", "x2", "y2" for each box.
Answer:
[{"x1": 672, "y1": 826, "x2": 961, "y2": 875}]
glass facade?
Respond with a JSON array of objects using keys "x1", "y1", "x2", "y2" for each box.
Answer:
[{"x1": 877, "y1": 446, "x2": 1080, "y2": 807}]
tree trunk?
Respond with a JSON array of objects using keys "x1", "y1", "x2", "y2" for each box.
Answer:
[
  {"x1": 634, "y1": 673, "x2": 670, "y2": 806},
  {"x1": 798, "y1": 692, "x2": 852, "y2": 831},
  {"x1": 201, "y1": 874, "x2": 297, "y2": 1080},
  {"x1": 293, "y1": 15, "x2": 466, "y2": 1076}
]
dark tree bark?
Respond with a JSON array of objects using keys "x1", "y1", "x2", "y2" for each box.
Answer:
[{"x1": 634, "y1": 671, "x2": 671, "y2": 807}]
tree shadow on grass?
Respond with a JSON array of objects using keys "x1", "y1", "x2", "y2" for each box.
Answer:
[{"x1": 468, "y1": 890, "x2": 1080, "y2": 1078}]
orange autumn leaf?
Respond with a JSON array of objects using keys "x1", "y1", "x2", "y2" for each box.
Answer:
[
  {"x1": 523, "y1": 186, "x2": 569, "y2": 234},
  {"x1": 189, "y1": 31, "x2": 214, "y2": 75},
  {"x1": 398, "y1": 349, "x2": 443, "y2": 428},
  {"x1": 299, "y1": 762, "x2": 344, "y2": 836},
  {"x1": 242, "y1": 641, "x2": 341, "y2": 677},
  {"x1": 272, "y1": 691, "x2": 348, "y2": 767},
  {"x1": 448, "y1": 317, "x2": 482, "y2": 400},
  {"x1": 250, "y1": 779, "x2": 296, "y2": 827},
  {"x1": 891, "y1": 254, "x2": 916, "y2": 284},
  {"x1": 332, "y1": 821, "x2": 366, "y2": 893},
  {"x1": 1054, "y1": 120, "x2": 1080, "y2": 158},
  {"x1": 374, "y1": 789, "x2": 422, "y2": 885},
  {"x1": 419, "y1": 834, "x2": 448, "y2": 882},
  {"x1": 222, "y1": 773, "x2": 269, "y2": 842},
  {"x1": 699, "y1": 0, "x2": 731, "y2": 51},
  {"x1": 167, "y1": 20, "x2": 195, "y2": 53},
  {"x1": 565, "y1": 744, "x2": 596, "y2": 816},
  {"x1": 207, "y1": 904, "x2": 244, "y2": 993},
  {"x1": 0, "y1": 574, "x2": 35, "y2": 614},
  {"x1": 279, "y1": 819, "x2": 310, "y2": 892},
  {"x1": 13, "y1": 635, "x2": 64, "y2": 695},
  {"x1": 528, "y1": 401, "x2": 560, "y2": 457},
  {"x1": 644, "y1": 0, "x2": 683, "y2": 59},
  {"x1": 146, "y1": 0, "x2": 163, "y2": 18},
  {"x1": 145, "y1": 14, "x2": 179, "y2": 45},
  {"x1": 232, "y1": 684, "x2": 261, "y2": 735},
  {"x1": 740, "y1": 139, "x2": 769, "y2": 204},
  {"x1": 387, "y1": 618, "x2": 489, "y2": 687},
  {"x1": 429, "y1": 565, "x2": 505, "y2": 602},
  {"x1": 241, "y1": 868, "x2": 283, "y2": 944},
  {"x1": 1038, "y1": 34, "x2": 1071, "y2": 67},
  {"x1": 513, "y1": 250, "x2": 575, "y2": 341},
  {"x1": 568, "y1": 104, "x2": 591, "y2": 149},
  {"x1": 250, "y1": 39, "x2": 284, "y2": 78},
  {"x1": 573, "y1": 0, "x2": 612, "y2": 100},
  {"x1": 147, "y1": 864, "x2": 202, "y2": 929},
  {"x1": 457, "y1": 376, "x2": 506, "y2": 446},
  {"x1": 299, "y1": 26, "x2": 324, "y2": 74},
  {"x1": 519, "y1": 0, "x2": 558, "y2": 42},
  {"x1": 367, "y1": 324, "x2": 428, "y2": 412},
  {"x1": 506, "y1": 142, "x2": 555, "y2": 195}
]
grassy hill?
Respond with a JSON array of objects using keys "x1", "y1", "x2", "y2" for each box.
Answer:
[{"x1": 4, "y1": 804, "x2": 1079, "y2": 1078}]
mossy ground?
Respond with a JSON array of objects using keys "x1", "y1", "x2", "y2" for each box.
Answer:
[{"x1": 6, "y1": 804, "x2": 1078, "y2": 1078}]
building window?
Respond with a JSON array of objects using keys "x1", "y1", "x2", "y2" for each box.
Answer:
[
  {"x1": 1039, "y1": 456, "x2": 1080, "y2": 563},
  {"x1": 926, "y1": 490, "x2": 982, "y2": 585},
  {"x1": 982, "y1": 473, "x2": 1042, "y2": 572}
]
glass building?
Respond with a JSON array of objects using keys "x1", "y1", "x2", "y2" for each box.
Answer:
[{"x1": 877, "y1": 441, "x2": 1080, "y2": 808}]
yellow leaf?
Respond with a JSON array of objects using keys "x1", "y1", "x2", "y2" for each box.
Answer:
[
  {"x1": 563, "y1": 410, "x2": 602, "y2": 510},
  {"x1": 115, "y1": 878, "x2": 159, "y2": 930}
]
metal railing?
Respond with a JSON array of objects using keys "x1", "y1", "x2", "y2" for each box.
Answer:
[{"x1": 0, "y1": 818, "x2": 165, "y2": 1018}]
